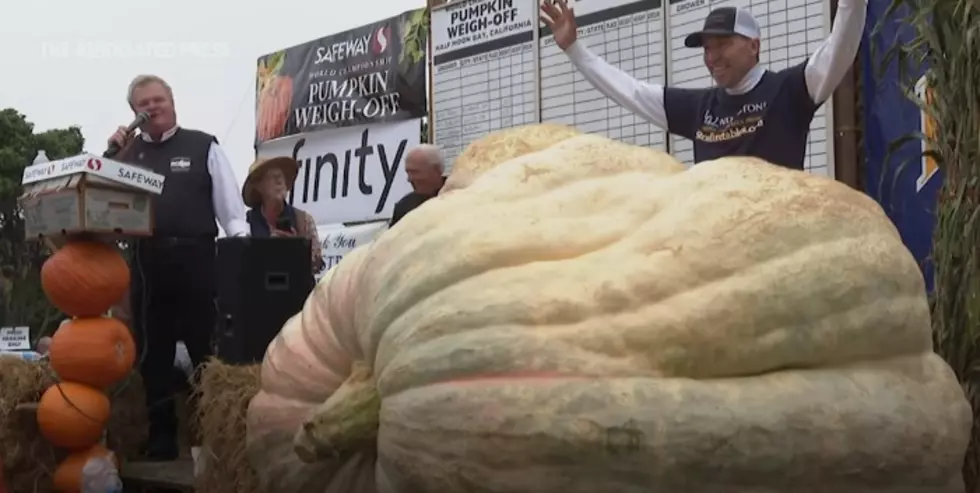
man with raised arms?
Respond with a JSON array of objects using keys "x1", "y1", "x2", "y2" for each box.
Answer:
[{"x1": 540, "y1": 0, "x2": 866, "y2": 169}]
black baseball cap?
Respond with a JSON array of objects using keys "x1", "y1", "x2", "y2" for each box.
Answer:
[{"x1": 684, "y1": 7, "x2": 762, "y2": 48}]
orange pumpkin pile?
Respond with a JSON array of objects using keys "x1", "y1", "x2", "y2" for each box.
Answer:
[{"x1": 38, "y1": 239, "x2": 136, "y2": 491}]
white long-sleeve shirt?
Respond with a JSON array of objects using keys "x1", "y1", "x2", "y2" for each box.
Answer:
[
  {"x1": 140, "y1": 126, "x2": 250, "y2": 236},
  {"x1": 563, "y1": 0, "x2": 867, "y2": 140}
]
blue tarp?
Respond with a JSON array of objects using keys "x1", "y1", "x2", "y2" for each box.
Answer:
[{"x1": 860, "y1": 0, "x2": 941, "y2": 291}]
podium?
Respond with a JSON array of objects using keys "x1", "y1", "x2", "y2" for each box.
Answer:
[{"x1": 18, "y1": 153, "x2": 166, "y2": 243}]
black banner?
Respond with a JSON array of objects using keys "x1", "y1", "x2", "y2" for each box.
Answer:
[{"x1": 255, "y1": 8, "x2": 429, "y2": 145}]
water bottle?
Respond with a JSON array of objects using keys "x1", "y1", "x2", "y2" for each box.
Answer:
[
  {"x1": 17, "y1": 351, "x2": 44, "y2": 362},
  {"x1": 33, "y1": 150, "x2": 49, "y2": 165},
  {"x1": 80, "y1": 454, "x2": 122, "y2": 493},
  {"x1": 0, "y1": 351, "x2": 44, "y2": 362}
]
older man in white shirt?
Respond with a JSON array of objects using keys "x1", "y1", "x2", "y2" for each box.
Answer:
[{"x1": 106, "y1": 74, "x2": 248, "y2": 461}]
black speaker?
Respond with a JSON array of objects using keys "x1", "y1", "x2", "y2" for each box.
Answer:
[{"x1": 214, "y1": 237, "x2": 314, "y2": 365}]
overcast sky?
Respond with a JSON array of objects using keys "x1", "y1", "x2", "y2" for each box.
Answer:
[{"x1": 0, "y1": 0, "x2": 423, "y2": 187}]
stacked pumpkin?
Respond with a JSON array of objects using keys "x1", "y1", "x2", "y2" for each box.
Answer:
[{"x1": 37, "y1": 239, "x2": 137, "y2": 492}]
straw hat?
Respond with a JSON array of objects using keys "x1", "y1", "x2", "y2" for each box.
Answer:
[{"x1": 241, "y1": 156, "x2": 299, "y2": 208}]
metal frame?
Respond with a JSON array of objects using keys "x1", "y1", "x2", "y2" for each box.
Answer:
[
  {"x1": 428, "y1": 0, "x2": 454, "y2": 147},
  {"x1": 821, "y1": 0, "x2": 838, "y2": 180},
  {"x1": 659, "y1": 0, "x2": 674, "y2": 155},
  {"x1": 427, "y1": 0, "x2": 438, "y2": 143},
  {"x1": 531, "y1": 0, "x2": 542, "y2": 123}
]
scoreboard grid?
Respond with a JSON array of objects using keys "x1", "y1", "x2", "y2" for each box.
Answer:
[{"x1": 429, "y1": 0, "x2": 835, "y2": 177}]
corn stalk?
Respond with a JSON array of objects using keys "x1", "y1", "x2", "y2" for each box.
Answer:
[{"x1": 872, "y1": 0, "x2": 980, "y2": 489}]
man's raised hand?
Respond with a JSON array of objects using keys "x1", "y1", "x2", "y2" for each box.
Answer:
[{"x1": 540, "y1": 0, "x2": 578, "y2": 51}]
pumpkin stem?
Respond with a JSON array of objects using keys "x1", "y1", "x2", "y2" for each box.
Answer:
[{"x1": 293, "y1": 361, "x2": 380, "y2": 463}]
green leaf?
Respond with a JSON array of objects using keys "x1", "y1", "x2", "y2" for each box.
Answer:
[
  {"x1": 266, "y1": 51, "x2": 286, "y2": 76},
  {"x1": 875, "y1": 0, "x2": 980, "y2": 487},
  {"x1": 0, "y1": 108, "x2": 82, "y2": 336}
]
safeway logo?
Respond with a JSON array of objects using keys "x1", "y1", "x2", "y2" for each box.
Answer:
[
  {"x1": 370, "y1": 26, "x2": 391, "y2": 56},
  {"x1": 23, "y1": 163, "x2": 55, "y2": 182},
  {"x1": 86, "y1": 158, "x2": 102, "y2": 171}
]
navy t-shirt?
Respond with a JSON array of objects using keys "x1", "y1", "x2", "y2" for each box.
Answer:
[{"x1": 663, "y1": 61, "x2": 819, "y2": 170}]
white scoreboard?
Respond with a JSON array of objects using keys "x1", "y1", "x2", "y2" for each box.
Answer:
[
  {"x1": 539, "y1": 0, "x2": 667, "y2": 150},
  {"x1": 431, "y1": 0, "x2": 538, "y2": 173},
  {"x1": 429, "y1": 0, "x2": 834, "y2": 177}
]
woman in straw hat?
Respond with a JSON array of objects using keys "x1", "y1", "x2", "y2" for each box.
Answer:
[{"x1": 242, "y1": 156, "x2": 325, "y2": 273}]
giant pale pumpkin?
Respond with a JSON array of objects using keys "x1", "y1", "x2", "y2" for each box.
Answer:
[
  {"x1": 37, "y1": 382, "x2": 111, "y2": 449},
  {"x1": 41, "y1": 239, "x2": 130, "y2": 317},
  {"x1": 245, "y1": 125, "x2": 972, "y2": 493},
  {"x1": 49, "y1": 317, "x2": 137, "y2": 388},
  {"x1": 440, "y1": 123, "x2": 582, "y2": 193}
]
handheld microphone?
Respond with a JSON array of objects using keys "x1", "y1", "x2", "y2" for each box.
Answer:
[
  {"x1": 275, "y1": 216, "x2": 293, "y2": 232},
  {"x1": 103, "y1": 111, "x2": 150, "y2": 158}
]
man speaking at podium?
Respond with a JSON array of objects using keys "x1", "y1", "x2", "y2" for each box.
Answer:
[{"x1": 107, "y1": 74, "x2": 249, "y2": 461}]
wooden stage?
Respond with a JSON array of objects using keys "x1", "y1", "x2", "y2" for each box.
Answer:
[{"x1": 120, "y1": 459, "x2": 194, "y2": 492}]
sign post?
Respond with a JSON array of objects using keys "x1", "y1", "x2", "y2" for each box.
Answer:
[{"x1": 0, "y1": 326, "x2": 31, "y2": 352}]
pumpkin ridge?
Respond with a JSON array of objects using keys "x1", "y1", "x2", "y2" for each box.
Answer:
[
  {"x1": 373, "y1": 233, "x2": 929, "y2": 397},
  {"x1": 374, "y1": 232, "x2": 913, "y2": 376},
  {"x1": 367, "y1": 230, "x2": 628, "y2": 366},
  {"x1": 377, "y1": 292, "x2": 926, "y2": 394},
  {"x1": 262, "y1": 296, "x2": 350, "y2": 402},
  {"x1": 451, "y1": 133, "x2": 682, "y2": 196},
  {"x1": 375, "y1": 355, "x2": 969, "y2": 492},
  {"x1": 371, "y1": 163, "x2": 909, "y2": 373},
  {"x1": 298, "y1": 293, "x2": 353, "y2": 373},
  {"x1": 299, "y1": 270, "x2": 370, "y2": 376},
  {"x1": 376, "y1": 290, "x2": 930, "y2": 398},
  {"x1": 464, "y1": 167, "x2": 670, "y2": 204}
]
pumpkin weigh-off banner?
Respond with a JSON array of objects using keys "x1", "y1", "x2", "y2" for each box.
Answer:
[{"x1": 254, "y1": 8, "x2": 429, "y2": 145}]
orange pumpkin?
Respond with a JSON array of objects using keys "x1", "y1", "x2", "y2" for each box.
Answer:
[
  {"x1": 41, "y1": 240, "x2": 130, "y2": 317},
  {"x1": 49, "y1": 317, "x2": 136, "y2": 388},
  {"x1": 37, "y1": 382, "x2": 111, "y2": 449},
  {"x1": 51, "y1": 443, "x2": 118, "y2": 493}
]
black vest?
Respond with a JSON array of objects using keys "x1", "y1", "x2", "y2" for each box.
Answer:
[
  {"x1": 246, "y1": 203, "x2": 299, "y2": 237},
  {"x1": 125, "y1": 128, "x2": 218, "y2": 238}
]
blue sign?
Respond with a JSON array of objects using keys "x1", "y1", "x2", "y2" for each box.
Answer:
[{"x1": 861, "y1": 0, "x2": 941, "y2": 291}]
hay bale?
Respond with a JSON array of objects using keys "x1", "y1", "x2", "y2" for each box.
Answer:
[
  {"x1": 105, "y1": 372, "x2": 149, "y2": 461},
  {"x1": 0, "y1": 357, "x2": 58, "y2": 493},
  {"x1": 0, "y1": 357, "x2": 162, "y2": 492},
  {"x1": 195, "y1": 358, "x2": 262, "y2": 493},
  {"x1": 102, "y1": 371, "x2": 195, "y2": 461}
]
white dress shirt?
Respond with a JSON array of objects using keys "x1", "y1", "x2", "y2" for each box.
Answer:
[{"x1": 140, "y1": 126, "x2": 250, "y2": 237}]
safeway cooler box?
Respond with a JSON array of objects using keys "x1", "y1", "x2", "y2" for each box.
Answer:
[{"x1": 18, "y1": 153, "x2": 166, "y2": 241}]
